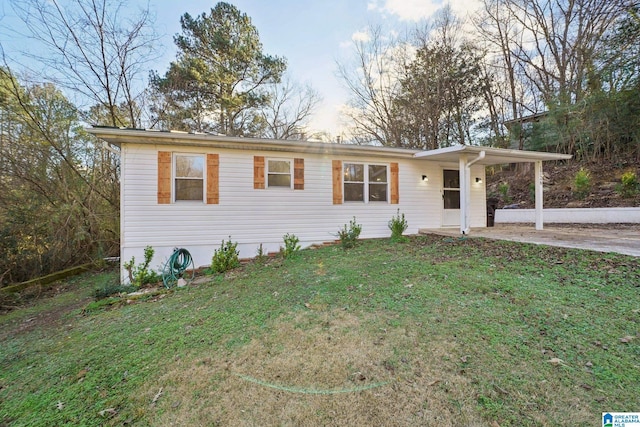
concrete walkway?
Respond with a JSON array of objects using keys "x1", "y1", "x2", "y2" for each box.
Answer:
[{"x1": 420, "y1": 224, "x2": 640, "y2": 257}]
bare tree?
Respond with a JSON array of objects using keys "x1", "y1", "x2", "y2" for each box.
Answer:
[
  {"x1": 7, "y1": 0, "x2": 158, "y2": 127},
  {"x1": 505, "y1": 0, "x2": 629, "y2": 106},
  {"x1": 337, "y1": 26, "x2": 411, "y2": 146},
  {"x1": 260, "y1": 76, "x2": 322, "y2": 140},
  {"x1": 474, "y1": 0, "x2": 534, "y2": 148}
]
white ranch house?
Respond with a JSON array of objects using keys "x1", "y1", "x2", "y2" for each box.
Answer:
[{"x1": 88, "y1": 128, "x2": 571, "y2": 282}]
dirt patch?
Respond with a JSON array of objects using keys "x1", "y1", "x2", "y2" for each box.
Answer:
[
  {"x1": 487, "y1": 160, "x2": 640, "y2": 209},
  {"x1": 0, "y1": 282, "x2": 94, "y2": 341},
  {"x1": 147, "y1": 310, "x2": 486, "y2": 426}
]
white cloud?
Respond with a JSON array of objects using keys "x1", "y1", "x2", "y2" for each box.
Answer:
[
  {"x1": 370, "y1": 0, "x2": 483, "y2": 22},
  {"x1": 351, "y1": 30, "x2": 371, "y2": 42}
]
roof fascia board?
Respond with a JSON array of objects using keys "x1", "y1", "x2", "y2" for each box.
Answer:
[
  {"x1": 413, "y1": 145, "x2": 571, "y2": 164},
  {"x1": 86, "y1": 128, "x2": 420, "y2": 159}
]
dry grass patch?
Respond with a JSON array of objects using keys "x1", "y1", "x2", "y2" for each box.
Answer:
[{"x1": 148, "y1": 309, "x2": 486, "y2": 426}]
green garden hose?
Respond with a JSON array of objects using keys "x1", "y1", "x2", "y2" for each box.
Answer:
[{"x1": 162, "y1": 248, "x2": 194, "y2": 289}]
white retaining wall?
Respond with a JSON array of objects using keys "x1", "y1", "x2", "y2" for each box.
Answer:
[{"x1": 495, "y1": 207, "x2": 640, "y2": 224}]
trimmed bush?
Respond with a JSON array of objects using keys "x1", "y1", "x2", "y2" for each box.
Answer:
[
  {"x1": 388, "y1": 209, "x2": 408, "y2": 242},
  {"x1": 337, "y1": 217, "x2": 362, "y2": 249},
  {"x1": 498, "y1": 182, "x2": 512, "y2": 203},
  {"x1": 281, "y1": 233, "x2": 301, "y2": 259},
  {"x1": 210, "y1": 237, "x2": 240, "y2": 273},
  {"x1": 616, "y1": 171, "x2": 639, "y2": 198},
  {"x1": 573, "y1": 168, "x2": 591, "y2": 199}
]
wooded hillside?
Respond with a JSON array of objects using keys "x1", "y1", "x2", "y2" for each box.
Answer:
[{"x1": 1, "y1": 0, "x2": 638, "y2": 285}]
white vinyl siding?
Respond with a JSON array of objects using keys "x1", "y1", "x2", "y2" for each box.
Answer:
[{"x1": 119, "y1": 143, "x2": 486, "y2": 282}]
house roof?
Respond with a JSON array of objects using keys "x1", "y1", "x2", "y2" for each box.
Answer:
[
  {"x1": 413, "y1": 145, "x2": 572, "y2": 165},
  {"x1": 503, "y1": 111, "x2": 549, "y2": 128},
  {"x1": 86, "y1": 127, "x2": 421, "y2": 159},
  {"x1": 87, "y1": 127, "x2": 572, "y2": 164}
]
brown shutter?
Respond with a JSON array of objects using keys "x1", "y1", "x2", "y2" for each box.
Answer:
[
  {"x1": 294, "y1": 158, "x2": 304, "y2": 190},
  {"x1": 254, "y1": 156, "x2": 265, "y2": 189},
  {"x1": 158, "y1": 151, "x2": 171, "y2": 204},
  {"x1": 206, "y1": 154, "x2": 219, "y2": 204},
  {"x1": 332, "y1": 160, "x2": 342, "y2": 204},
  {"x1": 390, "y1": 162, "x2": 399, "y2": 204}
]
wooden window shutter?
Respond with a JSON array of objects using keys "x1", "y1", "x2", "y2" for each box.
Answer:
[
  {"x1": 157, "y1": 151, "x2": 172, "y2": 204},
  {"x1": 254, "y1": 156, "x2": 265, "y2": 189},
  {"x1": 294, "y1": 158, "x2": 304, "y2": 190},
  {"x1": 390, "y1": 162, "x2": 399, "y2": 204},
  {"x1": 332, "y1": 160, "x2": 342, "y2": 204},
  {"x1": 206, "y1": 154, "x2": 219, "y2": 204}
]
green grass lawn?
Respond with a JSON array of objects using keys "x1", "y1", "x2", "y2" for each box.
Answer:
[{"x1": 1, "y1": 235, "x2": 639, "y2": 426}]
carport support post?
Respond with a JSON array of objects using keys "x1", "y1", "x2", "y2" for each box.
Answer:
[
  {"x1": 535, "y1": 160, "x2": 543, "y2": 230},
  {"x1": 459, "y1": 155, "x2": 470, "y2": 235}
]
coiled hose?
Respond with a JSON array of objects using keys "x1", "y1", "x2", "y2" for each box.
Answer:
[{"x1": 162, "y1": 248, "x2": 194, "y2": 289}]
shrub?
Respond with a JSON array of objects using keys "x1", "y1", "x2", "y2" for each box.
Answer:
[
  {"x1": 528, "y1": 182, "x2": 536, "y2": 202},
  {"x1": 255, "y1": 243, "x2": 267, "y2": 264},
  {"x1": 616, "y1": 171, "x2": 639, "y2": 198},
  {"x1": 281, "y1": 233, "x2": 301, "y2": 258},
  {"x1": 337, "y1": 217, "x2": 362, "y2": 249},
  {"x1": 573, "y1": 168, "x2": 591, "y2": 199},
  {"x1": 210, "y1": 237, "x2": 240, "y2": 273},
  {"x1": 123, "y1": 246, "x2": 160, "y2": 287},
  {"x1": 388, "y1": 209, "x2": 408, "y2": 242},
  {"x1": 498, "y1": 182, "x2": 512, "y2": 203}
]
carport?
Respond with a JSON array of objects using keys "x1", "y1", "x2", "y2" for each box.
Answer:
[{"x1": 413, "y1": 146, "x2": 572, "y2": 235}]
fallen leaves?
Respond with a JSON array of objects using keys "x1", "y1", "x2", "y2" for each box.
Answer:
[
  {"x1": 548, "y1": 357, "x2": 568, "y2": 367},
  {"x1": 98, "y1": 408, "x2": 118, "y2": 418},
  {"x1": 151, "y1": 387, "x2": 163, "y2": 405}
]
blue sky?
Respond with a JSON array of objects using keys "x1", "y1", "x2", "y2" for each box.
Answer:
[
  {"x1": 1, "y1": 0, "x2": 482, "y2": 135},
  {"x1": 149, "y1": 0, "x2": 483, "y2": 135},
  {"x1": 150, "y1": 0, "x2": 381, "y2": 135}
]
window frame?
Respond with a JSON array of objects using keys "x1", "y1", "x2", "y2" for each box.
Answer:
[
  {"x1": 343, "y1": 162, "x2": 389, "y2": 203},
  {"x1": 266, "y1": 157, "x2": 293, "y2": 189},
  {"x1": 173, "y1": 153, "x2": 206, "y2": 203}
]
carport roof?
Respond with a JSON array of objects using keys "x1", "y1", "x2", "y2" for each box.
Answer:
[{"x1": 414, "y1": 145, "x2": 572, "y2": 165}]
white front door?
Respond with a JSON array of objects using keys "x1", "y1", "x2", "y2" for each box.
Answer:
[{"x1": 442, "y1": 169, "x2": 460, "y2": 227}]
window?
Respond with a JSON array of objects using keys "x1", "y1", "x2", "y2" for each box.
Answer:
[
  {"x1": 175, "y1": 154, "x2": 204, "y2": 201},
  {"x1": 368, "y1": 164, "x2": 388, "y2": 202},
  {"x1": 343, "y1": 163, "x2": 388, "y2": 202},
  {"x1": 267, "y1": 159, "x2": 292, "y2": 188},
  {"x1": 344, "y1": 163, "x2": 364, "y2": 201}
]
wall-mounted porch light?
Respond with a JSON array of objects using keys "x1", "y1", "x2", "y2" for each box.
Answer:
[
  {"x1": 422, "y1": 175, "x2": 429, "y2": 182},
  {"x1": 475, "y1": 177, "x2": 482, "y2": 183}
]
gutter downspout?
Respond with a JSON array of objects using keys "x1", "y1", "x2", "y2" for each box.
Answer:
[{"x1": 460, "y1": 150, "x2": 485, "y2": 235}]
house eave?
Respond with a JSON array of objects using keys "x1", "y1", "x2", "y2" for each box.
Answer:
[
  {"x1": 86, "y1": 127, "x2": 422, "y2": 159},
  {"x1": 413, "y1": 145, "x2": 572, "y2": 165}
]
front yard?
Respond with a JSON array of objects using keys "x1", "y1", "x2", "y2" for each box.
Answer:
[{"x1": 1, "y1": 235, "x2": 639, "y2": 426}]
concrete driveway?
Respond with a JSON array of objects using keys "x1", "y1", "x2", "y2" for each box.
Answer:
[{"x1": 421, "y1": 224, "x2": 640, "y2": 257}]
